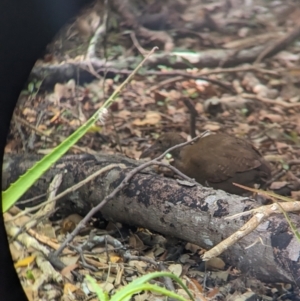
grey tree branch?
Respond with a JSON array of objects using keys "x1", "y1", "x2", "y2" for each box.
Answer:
[{"x1": 2, "y1": 152, "x2": 300, "y2": 285}]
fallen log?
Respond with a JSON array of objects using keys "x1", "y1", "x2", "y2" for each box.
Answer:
[{"x1": 2, "y1": 153, "x2": 300, "y2": 285}]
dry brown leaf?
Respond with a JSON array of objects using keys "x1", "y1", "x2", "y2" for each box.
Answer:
[
  {"x1": 187, "y1": 277, "x2": 203, "y2": 293},
  {"x1": 291, "y1": 191, "x2": 300, "y2": 200},
  {"x1": 132, "y1": 112, "x2": 161, "y2": 126},
  {"x1": 206, "y1": 287, "x2": 221, "y2": 299},
  {"x1": 275, "y1": 51, "x2": 299, "y2": 63},
  {"x1": 63, "y1": 283, "x2": 78, "y2": 294},
  {"x1": 61, "y1": 264, "x2": 79, "y2": 277},
  {"x1": 233, "y1": 123, "x2": 252, "y2": 135},
  {"x1": 154, "y1": 91, "x2": 167, "y2": 103},
  {"x1": 195, "y1": 102, "x2": 204, "y2": 113},
  {"x1": 22, "y1": 107, "x2": 37, "y2": 123},
  {"x1": 118, "y1": 110, "x2": 131, "y2": 119},
  {"x1": 275, "y1": 141, "x2": 290, "y2": 153},
  {"x1": 9, "y1": 242, "x2": 23, "y2": 262},
  {"x1": 54, "y1": 79, "x2": 76, "y2": 101},
  {"x1": 169, "y1": 263, "x2": 182, "y2": 277},
  {"x1": 84, "y1": 256, "x2": 109, "y2": 268},
  {"x1": 69, "y1": 119, "x2": 81, "y2": 127},
  {"x1": 37, "y1": 124, "x2": 48, "y2": 131},
  {"x1": 60, "y1": 255, "x2": 80, "y2": 267},
  {"x1": 203, "y1": 123, "x2": 220, "y2": 131},
  {"x1": 177, "y1": 288, "x2": 191, "y2": 300},
  {"x1": 185, "y1": 242, "x2": 201, "y2": 253},
  {"x1": 155, "y1": 247, "x2": 166, "y2": 257},
  {"x1": 14, "y1": 255, "x2": 36, "y2": 268},
  {"x1": 223, "y1": 33, "x2": 281, "y2": 49},
  {"x1": 98, "y1": 282, "x2": 114, "y2": 293},
  {"x1": 110, "y1": 253, "x2": 122, "y2": 263},
  {"x1": 49, "y1": 111, "x2": 61, "y2": 123},
  {"x1": 128, "y1": 260, "x2": 148, "y2": 269},
  {"x1": 179, "y1": 254, "x2": 191, "y2": 264},
  {"x1": 129, "y1": 233, "x2": 145, "y2": 250},
  {"x1": 259, "y1": 112, "x2": 282, "y2": 123},
  {"x1": 133, "y1": 292, "x2": 150, "y2": 301},
  {"x1": 23, "y1": 286, "x2": 37, "y2": 301},
  {"x1": 8, "y1": 214, "x2": 31, "y2": 227},
  {"x1": 206, "y1": 257, "x2": 225, "y2": 270},
  {"x1": 270, "y1": 181, "x2": 288, "y2": 190},
  {"x1": 4, "y1": 140, "x2": 20, "y2": 153},
  {"x1": 37, "y1": 222, "x2": 56, "y2": 239}
]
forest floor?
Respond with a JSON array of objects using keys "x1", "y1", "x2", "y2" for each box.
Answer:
[{"x1": 6, "y1": 0, "x2": 300, "y2": 300}]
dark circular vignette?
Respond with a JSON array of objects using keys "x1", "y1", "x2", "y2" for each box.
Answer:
[{"x1": 0, "y1": 1, "x2": 94, "y2": 300}]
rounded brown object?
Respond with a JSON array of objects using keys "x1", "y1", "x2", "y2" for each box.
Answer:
[
  {"x1": 140, "y1": 132, "x2": 272, "y2": 195},
  {"x1": 61, "y1": 214, "x2": 83, "y2": 234}
]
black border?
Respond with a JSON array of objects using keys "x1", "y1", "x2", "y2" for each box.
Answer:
[{"x1": 0, "y1": 1, "x2": 93, "y2": 300}]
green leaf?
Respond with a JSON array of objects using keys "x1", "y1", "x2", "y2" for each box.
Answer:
[
  {"x1": 112, "y1": 272, "x2": 194, "y2": 301},
  {"x1": 112, "y1": 283, "x2": 188, "y2": 301},
  {"x1": 26, "y1": 270, "x2": 35, "y2": 280},
  {"x1": 28, "y1": 82, "x2": 34, "y2": 93},
  {"x1": 86, "y1": 275, "x2": 109, "y2": 301},
  {"x1": 2, "y1": 47, "x2": 158, "y2": 212},
  {"x1": 2, "y1": 109, "x2": 101, "y2": 211},
  {"x1": 35, "y1": 80, "x2": 42, "y2": 89}
]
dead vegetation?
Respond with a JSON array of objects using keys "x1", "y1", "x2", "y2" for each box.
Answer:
[{"x1": 4, "y1": 0, "x2": 300, "y2": 300}]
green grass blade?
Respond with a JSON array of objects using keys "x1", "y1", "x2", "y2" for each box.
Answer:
[
  {"x1": 86, "y1": 275, "x2": 109, "y2": 301},
  {"x1": 2, "y1": 48, "x2": 157, "y2": 212},
  {"x1": 112, "y1": 283, "x2": 190, "y2": 301},
  {"x1": 112, "y1": 272, "x2": 194, "y2": 301},
  {"x1": 2, "y1": 110, "x2": 101, "y2": 211}
]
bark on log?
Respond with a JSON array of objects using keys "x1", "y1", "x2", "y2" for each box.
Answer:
[{"x1": 2, "y1": 153, "x2": 300, "y2": 285}]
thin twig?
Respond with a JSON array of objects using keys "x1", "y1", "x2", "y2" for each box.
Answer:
[
  {"x1": 86, "y1": 0, "x2": 108, "y2": 58},
  {"x1": 9, "y1": 164, "x2": 122, "y2": 221},
  {"x1": 242, "y1": 93, "x2": 300, "y2": 108},
  {"x1": 94, "y1": 67, "x2": 234, "y2": 93},
  {"x1": 203, "y1": 201, "x2": 300, "y2": 260},
  {"x1": 130, "y1": 31, "x2": 148, "y2": 56},
  {"x1": 13, "y1": 115, "x2": 96, "y2": 154},
  {"x1": 54, "y1": 134, "x2": 203, "y2": 256},
  {"x1": 148, "y1": 76, "x2": 183, "y2": 92},
  {"x1": 198, "y1": 65, "x2": 280, "y2": 76}
]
